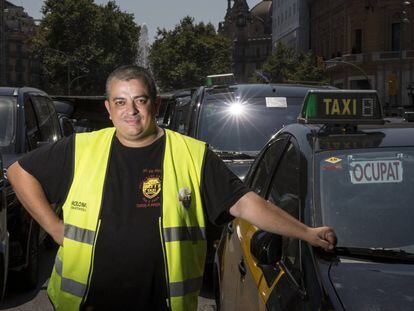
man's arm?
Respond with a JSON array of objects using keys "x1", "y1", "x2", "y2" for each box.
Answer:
[
  {"x1": 7, "y1": 162, "x2": 64, "y2": 245},
  {"x1": 229, "y1": 191, "x2": 336, "y2": 251}
]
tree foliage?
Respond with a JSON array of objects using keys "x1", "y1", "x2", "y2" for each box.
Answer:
[
  {"x1": 149, "y1": 16, "x2": 232, "y2": 91},
  {"x1": 30, "y1": 0, "x2": 140, "y2": 95},
  {"x1": 254, "y1": 42, "x2": 327, "y2": 84}
]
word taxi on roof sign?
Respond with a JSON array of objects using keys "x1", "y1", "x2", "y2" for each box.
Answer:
[{"x1": 299, "y1": 90, "x2": 383, "y2": 124}]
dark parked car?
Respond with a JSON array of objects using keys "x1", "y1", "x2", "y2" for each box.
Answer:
[
  {"x1": 158, "y1": 89, "x2": 194, "y2": 129},
  {"x1": 181, "y1": 82, "x2": 335, "y2": 180},
  {"x1": 167, "y1": 78, "x2": 335, "y2": 295},
  {"x1": 0, "y1": 87, "x2": 62, "y2": 295},
  {"x1": 52, "y1": 97, "x2": 107, "y2": 135},
  {"x1": 215, "y1": 89, "x2": 414, "y2": 310}
]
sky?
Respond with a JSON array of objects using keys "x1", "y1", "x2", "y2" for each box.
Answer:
[{"x1": 11, "y1": 0, "x2": 261, "y2": 42}]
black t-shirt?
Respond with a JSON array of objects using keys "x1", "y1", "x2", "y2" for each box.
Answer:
[{"x1": 19, "y1": 132, "x2": 249, "y2": 310}]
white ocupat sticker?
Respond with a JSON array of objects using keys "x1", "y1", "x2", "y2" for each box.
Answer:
[{"x1": 349, "y1": 160, "x2": 403, "y2": 184}]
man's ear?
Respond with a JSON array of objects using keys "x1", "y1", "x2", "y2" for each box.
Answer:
[
  {"x1": 153, "y1": 95, "x2": 161, "y2": 115},
  {"x1": 105, "y1": 100, "x2": 112, "y2": 120}
]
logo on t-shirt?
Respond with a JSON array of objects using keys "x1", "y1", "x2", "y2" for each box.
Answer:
[{"x1": 142, "y1": 177, "x2": 161, "y2": 199}]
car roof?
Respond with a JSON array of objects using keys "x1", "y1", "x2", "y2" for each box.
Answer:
[
  {"x1": 204, "y1": 83, "x2": 334, "y2": 98},
  {"x1": 0, "y1": 86, "x2": 48, "y2": 96}
]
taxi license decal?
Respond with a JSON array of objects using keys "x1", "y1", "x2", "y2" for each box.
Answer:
[
  {"x1": 349, "y1": 160, "x2": 403, "y2": 184},
  {"x1": 325, "y1": 157, "x2": 342, "y2": 164},
  {"x1": 266, "y1": 97, "x2": 287, "y2": 108}
]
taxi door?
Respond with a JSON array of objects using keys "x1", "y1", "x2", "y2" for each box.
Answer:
[
  {"x1": 238, "y1": 136, "x2": 312, "y2": 311},
  {"x1": 230, "y1": 136, "x2": 290, "y2": 311},
  {"x1": 0, "y1": 155, "x2": 8, "y2": 301}
]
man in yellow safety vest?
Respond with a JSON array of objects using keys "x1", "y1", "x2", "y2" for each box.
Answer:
[{"x1": 8, "y1": 65, "x2": 336, "y2": 311}]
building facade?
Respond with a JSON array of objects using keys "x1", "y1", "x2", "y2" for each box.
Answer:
[
  {"x1": 310, "y1": 0, "x2": 414, "y2": 110},
  {"x1": 1, "y1": 1, "x2": 39, "y2": 87},
  {"x1": 219, "y1": 0, "x2": 273, "y2": 82},
  {"x1": 272, "y1": 0, "x2": 310, "y2": 52}
]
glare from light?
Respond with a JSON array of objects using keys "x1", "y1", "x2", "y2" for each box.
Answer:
[{"x1": 227, "y1": 101, "x2": 245, "y2": 116}]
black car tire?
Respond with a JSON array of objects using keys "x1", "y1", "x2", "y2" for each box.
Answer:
[{"x1": 20, "y1": 221, "x2": 39, "y2": 289}]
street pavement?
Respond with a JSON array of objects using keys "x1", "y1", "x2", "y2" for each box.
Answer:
[{"x1": 1, "y1": 245, "x2": 216, "y2": 311}]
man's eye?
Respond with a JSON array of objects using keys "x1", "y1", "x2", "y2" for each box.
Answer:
[
  {"x1": 135, "y1": 97, "x2": 148, "y2": 105},
  {"x1": 114, "y1": 101, "x2": 125, "y2": 106}
]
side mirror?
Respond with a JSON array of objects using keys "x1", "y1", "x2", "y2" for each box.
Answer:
[
  {"x1": 250, "y1": 230, "x2": 282, "y2": 265},
  {"x1": 250, "y1": 230, "x2": 282, "y2": 287}
]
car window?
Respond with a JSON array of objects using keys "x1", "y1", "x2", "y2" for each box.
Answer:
[
  {"x1": 249, "y1": 137, "x2": 288, "y2": 196},
  {"x1": 0, "y1": 96, "x2": 16, "y2": 152},
  {"x1": 24, "y1": 96, "x2": 42, "y2": 150},
  {"x1": 197, "y1": 93, "x2": 303, "y2": 152},
  {"x1": 30, "y1": 95, "x2": 60, "y2": 143},
  {"x1": 318, "y1": 147, "x2": 414, "y2": 251},
  {"x1": 267, "y1": 141, "x2": 301, "y2": 274},
  {"x1": 45, "y1": 97, "x2": 62, "y2": 139},
  {"x1": 188, "y1": 88, "x2": 203, "y2": 137},
  {"x1": 169, "y1": 97, "x2": 191, "y2": 134}
]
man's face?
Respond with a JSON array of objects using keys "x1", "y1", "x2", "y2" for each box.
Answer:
[{"x1": 105, "y1": 78, "x2": 157, "y2": 146}]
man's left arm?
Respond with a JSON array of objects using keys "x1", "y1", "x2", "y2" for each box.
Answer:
[{"x1": 229, "y1": 191, "x2": 336, "y2": 251}]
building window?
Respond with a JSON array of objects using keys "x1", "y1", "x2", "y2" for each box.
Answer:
[
  {"x1": 353, "y1": 29, "x2": 362, "y2": 54},
  {"x1": 256, "y1": 47, "x2": 260, "y2": 57},
  {"x1": 392, "y1": 23, "x2": 401, "y2": 51}
]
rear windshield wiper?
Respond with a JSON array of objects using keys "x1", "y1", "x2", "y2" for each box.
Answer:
[
  {"x1": 212, "y1": 149, "x2": 256, "y2": 159},
  {"x1": 332, "y1": 246, "x2": 414, "y2": 263}
]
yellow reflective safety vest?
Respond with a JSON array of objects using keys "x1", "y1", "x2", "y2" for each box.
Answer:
[{"x1": 48, "y1": 128, "x2": 207, "y2": 311}]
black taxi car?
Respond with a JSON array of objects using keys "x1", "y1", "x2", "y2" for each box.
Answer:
[
  {"x1": 215, "y1": 89, "x2": 414, "y2": 310},
  {"x1": 182, "y1": 77, "x2": 334, "y2": 180},
  {"x1": 0, "y1": 87, "x2": 62, "y2": 297}
]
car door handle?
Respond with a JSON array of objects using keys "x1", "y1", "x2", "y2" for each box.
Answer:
[
  {"x1": 227, "y1": 222, "x2": 234, "y2": 235},
  {"x1": 238, "y1": 259, "x2": 246, "y2": 277}
]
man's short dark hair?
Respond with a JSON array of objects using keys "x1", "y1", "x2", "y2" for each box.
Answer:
[{"x1": 106, "y1": 65, "x2": 157, "y2": 103}]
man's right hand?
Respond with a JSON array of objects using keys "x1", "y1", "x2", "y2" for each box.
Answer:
[{"x1": 51, "y1": 219, "x2": 64, "y2": 246}]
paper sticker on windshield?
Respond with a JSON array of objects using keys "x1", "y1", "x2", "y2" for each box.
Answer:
[
  {"x1": 325, "y1": 157, "x2": 342, "y2": 164},
  {"x1": 349, "y1": 160, "x2": 403, "y2": 184},
  {"x1": 266, "y1": 97, "x2": 287, "y2": 108}
]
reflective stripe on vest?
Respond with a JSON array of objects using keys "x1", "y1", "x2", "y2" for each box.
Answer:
[
  {"x1": 64, "y1": 224, "x2": 95, "y2": 245},
  {"x1": 169, "y1": 276, "x2": 203, "y2": 297},
  {"x1": 47, "y1": 128, "x2": 207, "y2": 311},
  {"x1": 163, "y1": 226, "x2": 206, "y2": 243},
  {"x1": 54, "y1": 257, "x2": 87, "y2": 298}
]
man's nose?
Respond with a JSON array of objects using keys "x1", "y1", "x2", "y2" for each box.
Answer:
[{"x1": 125, "y1": 100, "x2": 138, "y2": 114}]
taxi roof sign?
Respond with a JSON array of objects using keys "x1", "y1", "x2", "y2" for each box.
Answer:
[
  {"x1": 206, "y1": 73, "x2": 236, "y2": 87},
  {"x1": 298, "y1": 89, "x2": 384, "y2": 125}
]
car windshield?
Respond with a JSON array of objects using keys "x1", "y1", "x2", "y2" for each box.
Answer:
[
  {"x1": 317, "y1": 147, "x2": 414, "y2": 252},
  {"x1": 0, "y1": 96, "x2": 16, "y2": 152},
  {"x1": 197, "y1": 93, "x2": 302, "y2": 153}
]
